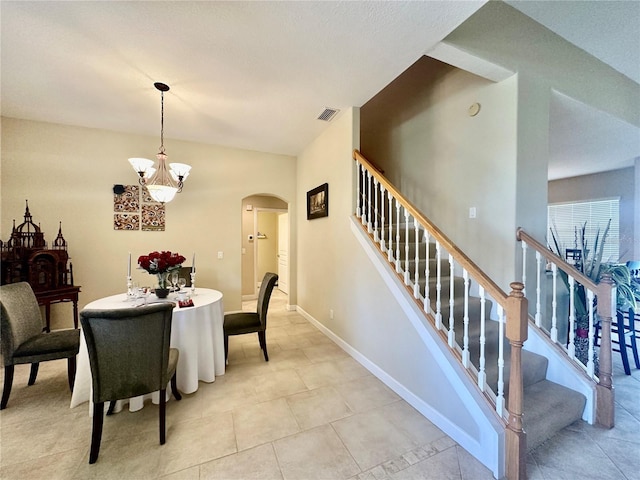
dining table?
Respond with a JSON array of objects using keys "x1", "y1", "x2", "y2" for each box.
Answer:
[{"x1": 70, "y1": 288, "x2": 225, "y2": 413}]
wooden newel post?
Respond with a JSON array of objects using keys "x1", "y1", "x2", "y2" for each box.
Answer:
[
  {"x1": 506, "y1": 282, "x2": 528, "y2": 480},
  {"x1": 595, "y1": 273, "x2": 615, "y2": 428}
]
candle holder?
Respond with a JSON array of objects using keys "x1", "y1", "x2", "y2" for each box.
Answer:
[
  {"x1": 126, "y1": 276, "x2": 134, "y2": 301},
  {"x1": 190, "y1": 272, "x2": 196, "y2": 295}
]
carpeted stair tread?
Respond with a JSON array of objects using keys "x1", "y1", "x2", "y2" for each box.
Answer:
[
  {"x1": 480, "y1": 344, "x2": 549, "y2": 392},
  {"x1": 405, "y1": 258, "x2": 452, "y2": 277},
  {"x1": 421, "y1": 276, "x2": 466, "y2": 302},
  {"x1": 522, "y1": 379, "x2": 586, "y2": 451},
  {"x1": 373, "y1": 222, "x2": 586, "y2": 453}
]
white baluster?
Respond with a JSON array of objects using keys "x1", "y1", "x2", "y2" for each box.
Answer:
[
  {"x1": 367, "y1": 171, "x2": 373, "y2": 233},
  {"x1": 380, "y1": 186, "x2": 386, "y2": 252},
  {"x1": 496, "y1": 304, "x2": 505, "y2": 415},
  {"x1": 587, "y1": 289, "x2": 595, "y2": 377},
  {"x1": 462, "y1": 269, "x2": 470, "y2": 367},
  {"x1": 395, "y1": 202, "x2": 401, "y2": 273},
  {"x1": 535, "y1": 251, "x2": 542, "y2": 327},
  {"x1": 448, "y1": 253, "x2": 455, "y2": 347},
  {"x1": 356, "y1": 162, "x2": 362, "y2": 218},
  {"x1": 521, "y1": 241, "x2": 527, "y2": 296},
  {"x1": 568, "y1": 276, "x2": 576, "y2": 358},
  {"x1": 373, "y1": 178, "x2": 379, "y2": 241},
  {"x1": 435, "y1": 241, "x2": 442, "y2": 329},
  {"x1": 551, "y1": 263, "x2": 558, "y2": 342},
  {"x1": 478, "y1": 286, "x2": 487, "y2": 390},
  {"x1": 360, "y1": 166, "x2": 366, "y2": 226},
  {"x1": 387, "y1": 195, "x2": 394, "y2": 262},
  {"x1": 413, "y1": 219, "x2": 420, "y2": 298},
  {"x1": 404, "y1": 210, "x2": 410, "y2": 285},
  {"x1": 424, "y1": 234, "x2": 431, "y2": 313}
]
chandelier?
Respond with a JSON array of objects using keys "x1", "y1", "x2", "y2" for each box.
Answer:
[{"x1": 128, "y1": 82, "x2": 191, "y2": 204}]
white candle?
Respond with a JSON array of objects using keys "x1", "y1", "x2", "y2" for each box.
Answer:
[
  {"x1": 192, "y1": 253, "x2": 196, "y2": 273},
  {"x1": 128, "y1": 252, "x2": 131, "y2": 277}
]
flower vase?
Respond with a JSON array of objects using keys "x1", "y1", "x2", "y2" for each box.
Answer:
[
  {"x1": 154, "y1": 288, "x2": 170, "y2": 299},
  {"x1": 155, "y1": 272, "x2": 170, "y2": 298}
]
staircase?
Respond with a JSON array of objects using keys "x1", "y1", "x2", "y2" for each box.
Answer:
[
  {"x1": 351, "y1": 149, "x2": 616, "y2": 478},
  {"x1": 397, "y1": 230, "x2": 587, "y2": 451}
]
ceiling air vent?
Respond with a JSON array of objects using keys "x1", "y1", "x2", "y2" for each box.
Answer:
[{"x1": 317, "y1": 107, "x2": 340, "y2": 122}]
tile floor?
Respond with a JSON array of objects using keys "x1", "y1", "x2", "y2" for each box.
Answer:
[{"x1": 0, "y1": 290, "x2": 638, "y2": 479}]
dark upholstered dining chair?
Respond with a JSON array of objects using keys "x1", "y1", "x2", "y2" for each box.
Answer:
[
  {"x1": 0, "y1": 282, "x2": 80, "y2": 410},
  {"x1": 79, "y1": 303, "x2": 181, "y2": 464},
  {"x1": 627, "y1": 260, "x2": 640, "y2": 281},
  {"x1": 224, "y1": 272, "x2": 278, "y2": 362},
  {"x1": 178, "y1": 266, "x2": 192, "y2": 287}
]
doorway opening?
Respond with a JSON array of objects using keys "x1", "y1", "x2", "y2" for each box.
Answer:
[{"x1": 241, "y1": 195, "x2": 289, "y2": 300}]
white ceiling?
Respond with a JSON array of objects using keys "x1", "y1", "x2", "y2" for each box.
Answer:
[
  {"x1": 1, "y1": 1, "x2": 639, "y2": 179},
  {"x1": 0, "y1": 1, "x2": 483, "y2": 156},
  {"x1": 549, "y1": 92, "x2": 640, "y2": 181},
  {"x1": 507, "y1": 0, "x2": 640, "y2": 85},
  {"x1": 507, "y1": 0, "x2": 640, "y2": 180}
]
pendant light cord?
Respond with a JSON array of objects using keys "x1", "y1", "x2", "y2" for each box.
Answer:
[{"x1": 159, "y1": 90, "x2": 165, "y2": 155}]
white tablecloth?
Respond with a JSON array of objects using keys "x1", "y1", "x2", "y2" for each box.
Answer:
[{"x1": 70, "y1": 288, "x2": 225, "y2": 412}]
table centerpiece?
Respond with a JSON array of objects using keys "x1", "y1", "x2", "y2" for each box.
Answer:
[{"x1": 138, "y1": 250, "x2": 186, "y2": 298}]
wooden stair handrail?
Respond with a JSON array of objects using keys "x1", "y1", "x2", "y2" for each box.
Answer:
[
  {"x1": 354, "y1": 149, "x2": 508, "y2": 304},
  {"x1": 515, "y1": 227, "x2": 599, "y2": 291}
]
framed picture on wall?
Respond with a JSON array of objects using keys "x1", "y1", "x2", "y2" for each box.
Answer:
[{"x1": 307, "y1": 183, "x2": 329, "y2": 220}]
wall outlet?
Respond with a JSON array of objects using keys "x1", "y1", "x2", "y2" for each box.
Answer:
[
  {"x1": 469, "y1": 207, "x2": 477, "y2": 219},
  {"x1": 329, "y1": 309, "x2": 334, "y2": 320},
  {"x1": 217, "y1": 251, "x2": 224, "y2": 259}
]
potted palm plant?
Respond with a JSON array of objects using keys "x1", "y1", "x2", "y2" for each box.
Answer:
[{"x1": 549, "y1": 220, "x2": 640, "y2": 372}]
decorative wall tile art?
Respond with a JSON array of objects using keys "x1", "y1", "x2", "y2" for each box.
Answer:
[
  {"x1": 114, "y1": 184, "x2": 165, "y2": 231},
  {"x1": 141, "y1": 204, "x2": 165, "y2": 231},
  {"x1": 114, "y1": 213, "x2": 140, "y2": 230},
  {"x1": 114, "y1": 185, "x2": 140, "y2": 212}
]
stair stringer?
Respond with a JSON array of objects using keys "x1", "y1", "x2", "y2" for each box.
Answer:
[
  {"x1": 523, "y1": 323, "x2": 597, "y2": 424},
  {"x1": 349, "y1": 218, "x2": 506, "y2": 478}
]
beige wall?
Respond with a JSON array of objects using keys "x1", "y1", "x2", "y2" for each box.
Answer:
[
  {"x1": 438, "y1": 0, "x2": 640, "y2": 281},
  {"x1": 514, "y1": 73, "x2": 551, "y2": 281},
  {"x1": 297, "y1": 106, "x2": 495, "y2": 467},
  {"x1": 361, "y1": 56, "x2": 519, "y2": 290},
  {"x1": 1, "y1": 117, "x2": 296, "y2": 327},
  {"x1": 445, "y1": 1, "x2": 640, "y2": 129},
  {"x1": 548, "y1": 167, "x2": 636, "y2": 262}
]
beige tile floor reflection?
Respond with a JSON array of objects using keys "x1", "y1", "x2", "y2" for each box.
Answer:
[{"x1": 1, "y1": 290, "x2": 638, "y2": 479}]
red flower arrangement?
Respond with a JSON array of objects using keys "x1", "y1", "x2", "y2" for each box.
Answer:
[{"x1": 138, "y1": 251, "x2": 186, "y2": 289}]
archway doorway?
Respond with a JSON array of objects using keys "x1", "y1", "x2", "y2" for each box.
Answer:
[{"x1": 241, "y1": 195, "x2": 289, "y2": 299}]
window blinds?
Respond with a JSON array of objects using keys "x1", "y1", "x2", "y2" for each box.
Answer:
[{"x1": 547, "y1": 198, "x2": 619, "y2": 263}]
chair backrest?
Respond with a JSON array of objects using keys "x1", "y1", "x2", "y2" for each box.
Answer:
[
  {"x1": 178, "y1": 266, "x2": 192, "y2": 287},
  {"x1": 0, "y1": 282, "x2": 44, "y2": 365},
  {"x1": 257, "y1": 272, "x2": 278, "y2": 328},
  {"x1": 79, "y1": 303, "x2": 174, "y2": 403},
  {"x1": 627, "y1": 261, "x2": 640, "y2": 280}
]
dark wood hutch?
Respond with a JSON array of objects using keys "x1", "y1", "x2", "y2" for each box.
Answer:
[{"x1": 1, "y1": 201, "x2": 80, "y2": 331}]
